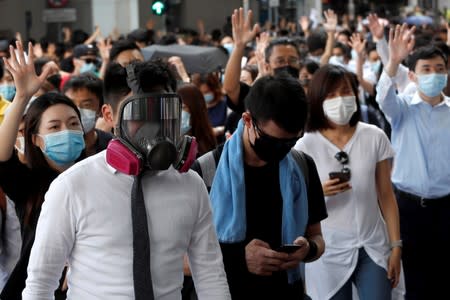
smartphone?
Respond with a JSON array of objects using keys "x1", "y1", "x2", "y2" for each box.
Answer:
[
  {"x1": 276, "y1": 244, "x2": 302, "y2": 253},
  {"x1": 329, "y1": 171, "x2": 351, "y2": 182}
]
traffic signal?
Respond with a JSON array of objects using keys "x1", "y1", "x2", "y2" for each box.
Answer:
[{"x1": 151, "y1": 0, "x2": 166, "y2": 16}]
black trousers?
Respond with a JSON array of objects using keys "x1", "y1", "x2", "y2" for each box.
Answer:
[{"x1": 395, "y1": 188, "x2": 450, "y2": 300}]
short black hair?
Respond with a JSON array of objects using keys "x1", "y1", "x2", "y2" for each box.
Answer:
[
  {"x1": 109, "y1": 39, "x2": 141, "y2": 62},
  {"x1": 103, "y1": 62, "x2": 130, "y2": 114},
  {"x1": 133, "y1": 59, "x2": 178, "y2": 93},
  {"x1": 306, "y1": 64, "x2": 361, "y2": 132},
  {"x1": 306, "y1": 31, "x2": 327, "y2": 54},
  {"x1": 407, "y1": 45, "x2": 448, "y2": 71},
  {"x1": 300, "y1": 59, "x2": 319, "y2": 75},
  {"x1": 62, "y1": 73, "x2": 104, "y2": 106},
  {"x1": 265, "y1": 37, "x2": 301, "y2": 63},
  {"x1": 0, "y1": 59, "x2": 4, "y2": 79},
  {"x1": 244, "y1": 73, "x2": 307, "y2": 134}
]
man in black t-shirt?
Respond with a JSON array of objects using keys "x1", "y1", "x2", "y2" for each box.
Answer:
[{"x1": 192, "y1": 73, "x2": 327, "y2": 300}]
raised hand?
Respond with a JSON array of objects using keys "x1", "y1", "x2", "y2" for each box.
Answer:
[
  {"x1": 367, "y1": 14, "x2": 385, "y2": 41},
  {"x1": 299, "y1": 16, "x2": 310, "y2": 33},
  {"x1": 3, "y1": 41, "x2": 50, "y2": 100},
  {"x1": 232, "y1": 7, "x2": 260, "y2": 48},
  {"x1": 349, "y1": 33, "x2": 366, "y2": 57},
  {"x1": 388, "y1": 24, "x2": 415, "y2": 65},
  {"x1": 323, "y1": 9, "x2": 337, "y2": 33},
  {"x1": 255, "y1": 32, "x2": 270, "y2": 77}
]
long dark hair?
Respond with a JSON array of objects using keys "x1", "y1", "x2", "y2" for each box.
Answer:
[
  {"x1": 306, "y1": 64, "x2": 361, "y2": 132},
  {"x1": 24, "y1": 92, "x2": 82, "y2": 170},
  {"x1": 177, "y1": 84, "x2": 217, "y2": 155}
]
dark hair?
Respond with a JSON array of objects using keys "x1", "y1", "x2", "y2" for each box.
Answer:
[
  {"x1": 265, "y1": 37, "x2": 301, "y2": 63},
  {"x1": 300, "y1": 59, "x2": 319, "y2": 75},
  {"x1": 62, "y1": 73, "x2": 104, "y2": 107},
  {"x1": 306, "y1": 31, "x2": 327, "y2": 54},
  {"x1": 306, "y1": 65, "x2": 361, "y2": 132},
  {"x1": 244, "y1": 73, "x2": 308, "y2": 134},
  {"x1": 103, "y1": 62, "x2": 131, "y2": 114},
  {"x1": 242, "y1": 64, "x2": 259, "y2": 82},
  {"x1": 109, "y1": 39, "x2": 141, "y2": 62},
  {"x1": 191, "y1": 73, "x2": 223, "y2": 102},
  {"x1": 334, "y1": 42, "x2": 352, "y2": 60},
  {"x1": 407, "y1": 45, "x2": 448, "y2": 71},
  {"x1": 0, "y1": 59, "x2": 4, "y2": 79},
  {"x1": 337, "y1": 29, "x2": 352, "y2": 40},
  {"x1": 134, "y1": 59, "x2": 178, "y2": 93},
  {"x1": 177, "y1": 84, "x2": 217, "y2": 155},
  {"x1": 24, "y1": 92, "x2": 82, "y2": 170}
]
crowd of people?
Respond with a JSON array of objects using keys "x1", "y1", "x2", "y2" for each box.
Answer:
[{"x1": 0, "y1": 4, "x2": 449, "y2": 300}]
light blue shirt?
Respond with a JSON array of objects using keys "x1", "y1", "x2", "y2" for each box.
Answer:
[{"x1": 376, "y1": 71, "x2": 450, "y2": 198}]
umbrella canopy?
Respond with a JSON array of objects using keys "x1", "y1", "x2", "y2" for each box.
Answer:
[
  {"x1": 405, "y1": 15, "x2": 433, "y2": 26},
  {"x1": 141, "y1": 44, "x2": 229, "y2": 74}
]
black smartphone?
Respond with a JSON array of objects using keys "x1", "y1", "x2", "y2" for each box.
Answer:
[
  {"x1": 329, "y1": 171, "x2": 350, "y2": 182},
  {"x1": 276, "y1": 244, "x2": 302, "y2": 253}
]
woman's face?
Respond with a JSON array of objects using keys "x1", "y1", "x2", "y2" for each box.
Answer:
[{"x1": 33, "y1": 104, "x2": 82, "y2": 149}]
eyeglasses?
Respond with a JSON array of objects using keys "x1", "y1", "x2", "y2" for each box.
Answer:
[
  {"x1": 272, "y1": 56, "x2": 300, "y2": 67},
  {"x1": 334, "y1": 151, "x2": 351, "y2": 179},
  {"x1": 252, "y1": 119, "x2": 300, "y2": 148}
]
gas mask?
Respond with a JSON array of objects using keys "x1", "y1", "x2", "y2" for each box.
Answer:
[{"x1": 106, "y1": 64, "x2": 198, "y2": 175}]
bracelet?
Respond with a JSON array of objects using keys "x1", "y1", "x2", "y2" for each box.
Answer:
[
  {"x1": 304, "y1": 239, "x2": 318, "y2": 262},
  {"x1": 390, "y1": 240, "x2": 403, "y2": 249}
]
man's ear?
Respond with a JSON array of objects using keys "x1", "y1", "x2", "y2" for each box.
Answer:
[
  {"x1": 242, "y1": 112, "x2": 252, "y2": 128},
  {"x1": 101, "y1": 104, "x2": 114, "y2": 127},
  {"x1": 408, "y1": 70, "x2": 417, "y2": 84}
]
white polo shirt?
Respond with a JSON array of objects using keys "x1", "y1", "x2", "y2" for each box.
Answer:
[{"x1": 22, "y1": 151, "x2": 230, "y2": 300}]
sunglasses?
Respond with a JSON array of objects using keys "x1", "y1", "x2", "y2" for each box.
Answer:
[
  {"x1": 334, "y1": 151, "x2": 351, "y2": 179},
  {"x1": 82, "y1": 58, "x2": 97, "y2": 64},
  {"x1": 252, "y1": 119, "x2": 300, "y2": 148}
]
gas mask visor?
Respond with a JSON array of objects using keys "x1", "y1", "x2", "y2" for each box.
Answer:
[{"x1": 118, "y1": 93, "x2": 182, "y2": 170}]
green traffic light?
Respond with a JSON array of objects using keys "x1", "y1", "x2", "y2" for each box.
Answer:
[{"x1": 151, "y1": 1, "x2": 165, "y2": 15}]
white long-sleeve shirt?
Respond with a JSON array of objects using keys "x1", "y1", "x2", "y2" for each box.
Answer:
[{"x1": 22, "y1": 151, "x2": 230, "y2": 300}]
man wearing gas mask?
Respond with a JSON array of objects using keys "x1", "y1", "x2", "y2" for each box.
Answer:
[{"x1": 23, "y1": 60, "x2": 231, "y2": 300}]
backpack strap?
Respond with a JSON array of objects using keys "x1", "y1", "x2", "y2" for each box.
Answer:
[{"x1": 290, "y1": 149, "x2": 309, "y2": 187}]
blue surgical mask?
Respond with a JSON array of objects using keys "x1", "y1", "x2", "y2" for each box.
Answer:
[
  {"x1": 181, "y1": 110, "x2": 191, "y2": 135},
  {"x1": 0, "y1": 84, "x2": 16, "y2": 101},
  {"x1": 80, "y1": 63, "x2": 97, "y2": 74},
  {"x1": 204, "y1": 93, "x2": 214, "y2": 104},
  {"x1": 417, "y1": 73, "x2": 448, "y2": 97},
  {"x1": 223, "y1": 43, "x2": 234, "y2": 55},
  {"x1": 39, "y1": 130, "x2": 85, "y2": 166},
  {"x1": 78, "y1": 108, "x2": 97, "y2": 133},
  {"x1": 330, "y1": 55, "x2": 345, "y2": 66},
  {"x1": 369, "y1": 60, "x2": 381, "y2": 74}
]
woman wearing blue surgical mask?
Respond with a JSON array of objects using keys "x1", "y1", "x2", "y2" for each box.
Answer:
[
  {"x1": 177, "y1": 84, "x2": 216, "y2": 156},
  {"x1": 192, "y1": 73, "x2": 228, "y2": 143},
  {"x1": 294, "y1": 65, "x2": 404, "y2": 300},
  {"x1": 0, "y1": 41, "x2": 85, "y2": 298}
]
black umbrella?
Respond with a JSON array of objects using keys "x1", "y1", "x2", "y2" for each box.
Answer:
[{"x1": 141, "y1": 44, "x2": 229, "y2": 74}]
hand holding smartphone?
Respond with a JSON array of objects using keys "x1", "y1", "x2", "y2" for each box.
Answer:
[
  {"x1": 276, "y1": 244, "x2": 302, "y2": 253},
  {"x1": 329, "y1": 171, "x2": 351, "y2": 182}
]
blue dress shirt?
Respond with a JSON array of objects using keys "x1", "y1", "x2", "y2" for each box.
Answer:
[{"x1": 376, "y1": 71, "x2": 450, "y2": 198}]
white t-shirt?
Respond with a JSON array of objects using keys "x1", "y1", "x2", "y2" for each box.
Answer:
[
  {"x1": 295, "y1": 122, "x2": 395, "y2": 299},
  {"x1": 23, "y1": 151, "x2": 230, "y2": 300},
  {"x1": 0, "y1": 197, "x2": 22, "y2": 291}
]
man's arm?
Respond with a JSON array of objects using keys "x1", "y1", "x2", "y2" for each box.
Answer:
[
  {"x1": 376, "y1": 24, "x2": 415, "y2": 123},
  {"x1": 187, "y1": 179, "x2": 231, "y2": 299},
  {"x1": 22, "y1": 177, "x2": 76, "y2": 300},
  {"x1": 222, "y1": 8, "x2": 259, "y2": 106}
]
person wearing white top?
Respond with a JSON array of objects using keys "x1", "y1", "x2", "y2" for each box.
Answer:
[
  {"x1": 22, "y1": 60, "x2": 230, "y2": 300},
  {"x1": 295, "y1": 64, "x2": 403, "y2": 300}
]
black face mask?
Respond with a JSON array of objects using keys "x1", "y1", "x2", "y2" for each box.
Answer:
[
  {"x1": 273, "y1": 66, "x2": 300, "y2": 79},
  {"x1": 249, "y1": 124, "x2": 299, "y2": 162}
]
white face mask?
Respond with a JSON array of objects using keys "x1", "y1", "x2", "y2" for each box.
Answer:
[
  {"x1": 329, "y1": 55, "x2": 345, "y2": 66},
  {"x1": 15, "y1": 136, "x2": 25, "y2": 155},
  {"x1": 323, "y1": 95, "x2": 357, "y2": 125},
  {"x1": 78, "y1": 108, "x2": 97, "y2": 133}
]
